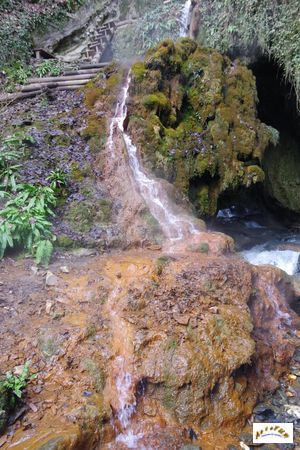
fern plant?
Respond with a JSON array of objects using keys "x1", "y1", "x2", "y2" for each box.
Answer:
[
  {"x1": 0, "y1": 133, "x2": 58, "y2": 266},
  {"x1": 0, "y1": 165, "x2": 21, "y2": 192},
  {"x1": 0, "y1": 204, "x2": 55, "y2": 262},
  {"x1": 35, "y1": 60, "x2": 63, "y2": 78},
  {"x1": 13, "y1": 184, "x2": 57, "y2": 215},
  {"x1": 1, "y1": 362, "x2": 36, "y2": 401},
  {"x1": 46, "y1": 169, "x2": 68, "y2": 192}
]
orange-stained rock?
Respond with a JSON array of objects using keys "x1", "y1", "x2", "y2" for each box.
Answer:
[
  {"x1": 249, "y1": 265, "x2": 299, "y2": 392},
  {"x1": 1, "y1": 248, "x2": 298, "y2": 450}
]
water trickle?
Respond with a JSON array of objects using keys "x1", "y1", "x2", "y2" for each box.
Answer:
[
  {"x1": 115, "y1": 356, "x2": 136, "y2": 429},
  {"x1": 179, "y1": 0, "x2": 192, "y2": 37},
  {"x1": 114, "y1": 73, "x2": 200, "y2": 242},
  {"x1": 107, "y1": 81, "x2": 130, "y2": 159},
  {"x1": 105, "y1": 5, "x2": 200, "y2": 448}
]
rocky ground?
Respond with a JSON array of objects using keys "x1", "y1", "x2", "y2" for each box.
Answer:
[
  {"x1": 0, "y1": 235, "x2": 299, "y2": 449},
  {"x1": 0, "y1": 59, "x2": 299, "y2": 450}
]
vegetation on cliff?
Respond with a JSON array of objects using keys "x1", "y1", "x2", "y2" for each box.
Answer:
[
  {"x1": 0, "y1": 0, "x2": 85, "y2": 66},
  {"x1": 196, "y1": 0, "x2": 300, "y2": 109},
  {"x1": 128, "y1": 38, "x2": 275, "y2": 216}
]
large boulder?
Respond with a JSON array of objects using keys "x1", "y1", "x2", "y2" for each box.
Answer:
[
  {"x1": 127, "y1": 39, "x2": 274, "y2": 216},
  {"x1": 120, "y1": 252, "x2": 298, "y2": 433},
  {"x1": 263, "y1": 133, "x2": 300, "y2": 214}
]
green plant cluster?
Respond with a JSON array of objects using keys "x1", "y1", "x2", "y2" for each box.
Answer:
[
  {"x1": 0, "y1": 133, "x2": 67, "y2": 265},
  {"x1": 128, "y1": 38, "x2": 275, "y2": 216},
  {"x1": 0, "y1": 362, "x2": 36, "y2": 435},
  {"x1": 196, "y1": 0, "x2": 300, "y2": 109},
  {"x1": 35, "y1": 60, "x2": 64, "y2": 78},
  {"x1": 2, "y1": 60, "x2": 76, "y2": 93}
]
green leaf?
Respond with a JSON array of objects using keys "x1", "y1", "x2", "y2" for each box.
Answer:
[{"x1": 35, "y1": 240, "x2": 53, "y2": 267}]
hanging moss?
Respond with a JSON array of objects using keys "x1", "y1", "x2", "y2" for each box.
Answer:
[
  {"x1": 127, "y1": 38, "x2": 273, "y2": 216},
  {"x1": 196, "y1": 0, "x2": 300, "y2": 109}
]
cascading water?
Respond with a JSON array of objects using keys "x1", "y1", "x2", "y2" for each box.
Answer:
[
  {"x1": 179, "y1": 0, "x2": 192, "y2": 37},
  {"x1": 107, "y1": 82, "x2": 130, "y2": 159},
  {"x1": 214, "y1": 206, "x2": 300, "y2": 276},
  {"x1": 105, "y1": 3, "x2": 196, "y2": 448},
  {"x1": 242, "y1": 246, "x2": 300, "y2": 276},
  {"x1": 115, "y1": 73, "x2": 200, "y2": 241}
]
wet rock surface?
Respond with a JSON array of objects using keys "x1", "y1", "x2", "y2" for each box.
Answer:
[
  {"x1": 0, "y1": 243, "x2": 298, "y2": 449},
  {"x1": 128, "y1": 39, "x2": 275, "y2": 217}
]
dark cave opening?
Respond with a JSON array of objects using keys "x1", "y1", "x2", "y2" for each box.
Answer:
[
  {"x1": 250, "y1": 56, "x2": 300, "y2": 138},
  {"x1": 215, "y1": 56, "x2": 300, "y2": 220},
  {"x1": 250, "y1": 56, "x2": 300, "y2": 219},
  {"x1": 208, "y1": 56, "x2": 300, "y2": 248}
]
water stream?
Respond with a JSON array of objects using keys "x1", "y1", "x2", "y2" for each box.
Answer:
[
  {"x1": 106, "y1": 2, "x2": 196, "y2": 447},
  {"x1": 116, "y1": 74, "x2": 200, "y2": 241},
  {"x1": 179, "y1": 0, "x2": 192, "y2": 37},
  {"x1": 212, "y1": 204, "x2": 300, "y2": 276}
]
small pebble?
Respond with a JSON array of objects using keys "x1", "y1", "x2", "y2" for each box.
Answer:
[
  {"x1": 288, "y1": 374, "x2": 297, "y2": 381},
  {"x1": 83, "y1": 391, "x2": 93, "y2": 397}
]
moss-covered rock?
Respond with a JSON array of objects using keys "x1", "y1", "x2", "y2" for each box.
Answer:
[
  {"x1": 65, "y1": 199, "x2": 112, "y2": 233},
  {"x1": 127, "y1": 38, "x2": 274, "y2": 216},
  {"x1": 263, "y1": 134, "x2": 300, "y2": 213}
]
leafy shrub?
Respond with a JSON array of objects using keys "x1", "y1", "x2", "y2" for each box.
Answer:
[
  {"x1": 12, "y1": 184, "x2": 57, "y2": 215},
  {"x1": 1, "y1": 62, "x2": 32, "y2": 91},
  {"x1": 1, "y1": 362, "x2": 36, "y2": 400},
  {"x1": 0, "y1": 204, "x2": 55, "y2": 262},
  {"x1": 0, "y1": 133, "x2": 57, "y2": 265},
  {"x1": 46, "y1": 169, "x2": 68, "y2": 192},
  {"x1": 0, "y1": 132, "x2": 34, "y2": 191},
  {"x1": 0, "y1": 362, "x2": 36, "y2": 435},
  {"x1": 35, "y1": 60, "x2": 64, "y2": 78}
]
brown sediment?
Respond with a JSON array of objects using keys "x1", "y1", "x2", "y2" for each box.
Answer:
[
  {"x1": 0, "y1": 242, "x2": 298, "y2": 449},
  {"x1": 0, "y1": 41, "x2": 299, "y2": 450}
]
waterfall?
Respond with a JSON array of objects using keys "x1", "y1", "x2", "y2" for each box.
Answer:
[
  {"x1": 179, "y1": 0, "x2": 192, "y2": 37},
  {"x1": 105, "y1": 5, "x2": 199, "y2": 447},
  {"x1": 114, "y1": 73, "x2": 200, "y2": 241}
]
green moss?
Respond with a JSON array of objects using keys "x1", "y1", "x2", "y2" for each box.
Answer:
[
  {"x1": 83, "y1": 115, "x2": 106, "y2": 140},
  {"x1": 128, "y1": 39, "x2": 272, "y2": 217},
  {"x1": 84, "y1": 87, "x2": 105, "y2": 109},
  {"x1": 56, "y1": 234, "x2": 78, "y2": 249},
  {"x1": 70, "y1": 162, "x2": 84, "y2": 182},
  {"x1": 132, "y1": 62, "x2": 147, "y2": 82},
  {"x1": 155, "y1": 255, "x2": 171, "y2": 275},
  {"x1": 143, "y1": 92, "x2": 170, "y2": 111},
  {"x1": 196, "y1": 0, "x2": 300, "y2": 109},
  {"x1": 83, "y1": 359, "x2": 106, "y2": 393},
  {"x1": 65, "y1": 198, "x2": 112, "y2": 233},
  {"x1": 188, "y1": 242, "x2": 210, "y2": 253},
  {"x1": 105, "y1": 73, "x2": 122, "y2": 90},
  {"x1": 263, "y1": 134, "x2": 300, "y2": 213}
]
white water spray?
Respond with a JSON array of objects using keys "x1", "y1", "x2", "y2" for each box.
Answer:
[
  {"x1": 115, "y1": 356, "x2": 136, "y2": 429},
  {"x1": 179, "y1": 0, "x2": 192, "y2": 37},
  {"x1": 107, "y1": 82, "x2": 130, "y2": 159},
  {"x1": 106, "y1": 4, "x2": 198, "y2": 448},
  {"x1": 242, "y1": 246, "x2": 300, "y2": 276},
  {"x1": 114, "y1": 73, "x2": 200, "y2": 241}
]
